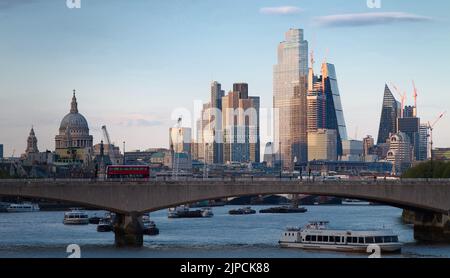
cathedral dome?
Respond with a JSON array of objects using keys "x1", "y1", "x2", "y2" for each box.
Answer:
[
  {"x1": 55, "y1": 90, "x2": 93, "y2": 159},
  {"x1": 58, "y1": 91, "x2": 90, "y2": 133},
  {"x1": 59, "y1": 113, "x2": 89, "y2": 131}
]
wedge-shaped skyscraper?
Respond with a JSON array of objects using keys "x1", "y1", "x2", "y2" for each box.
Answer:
[{"x1": 377, "y1": 85, "x2": 400, "y2": 145}]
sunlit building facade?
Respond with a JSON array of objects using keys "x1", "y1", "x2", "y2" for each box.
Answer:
[{"x1": 273, "y1": 28, "x2": 309, "y2": 170}]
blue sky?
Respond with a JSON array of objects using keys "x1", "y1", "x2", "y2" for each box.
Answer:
[{"x1": 0, "y1": 0, "x2": 449, "y2": 156}]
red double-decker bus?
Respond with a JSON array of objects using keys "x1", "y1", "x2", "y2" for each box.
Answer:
[{"x1": 106, "y1": 165, "x2": 150, "y2": 179}]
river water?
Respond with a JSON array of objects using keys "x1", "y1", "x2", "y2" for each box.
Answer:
[{"x1": 0, "y1": 205, "x2": 449, "y2": 258}]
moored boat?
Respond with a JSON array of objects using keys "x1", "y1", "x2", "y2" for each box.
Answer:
[
  {"x1": 168, "y1": 205, "x2": 203, "y2": 218},
  {"x1": 229, "y1": 207, "x2": 256, "y2": 215},
  {"x1": 342, "y1": 199, "x2": 371, "y2": 206},
  {"x1": 97, "y1": 218, "x2": 113, "y2": 232},
  {"x1": 259, "y1": 206, "x2": 307, "y2": 214},
  {"x1": 201, "y1": 207, "x2": 214, "y2": 218},
  {"x1": 63, "y1": 209, "x2": 89, "y2": 225},
  {"x1": 279, "y1": 221, "x2": 402, "y2": 253},
  {"x1": 6, "y1": 203, "x2": 40, "y2": 213},
  {"x1": 142, "y1": 214, "x2": 159, "y2": 235}
]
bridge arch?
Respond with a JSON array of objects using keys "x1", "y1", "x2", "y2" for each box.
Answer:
[{"x1": 1, "y1": 179, "x2": 449, "y2": 215}]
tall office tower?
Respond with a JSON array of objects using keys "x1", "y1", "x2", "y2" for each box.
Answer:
[
  {"x1": 263, "y1": 142, "x2": 275, "y2": 167},
  {"x1": 222, "y1": 86, "x2": 260, "y2": 164},
  {"x1": 403, "y1": 106, "x2": 415, "y2": 118},
  {"x1": 233, "y1": 83, "x2": 249, "y2": 99},
  {"x1": 192, "y1": 118, "x2": 203, "y2": 161},
  {"x1": 307, "y1": 91, "x2": 325, "y2": 132},
  {"x1": 169, "y1": 127, "x2": 192, "y2": 156},
  {"x1": 273, "y1": 28, "x2": 308, "y2": 170},
  {"x1": 249, "y1": 96, "x2": 261, "y2": 163},
  {"x1": 210, "y1": 81, "x2": 225, "y2": 164},
  {"x1": 377, "y1": 84, "x2": 401, "y2": 144},
  {"x1": 291, "y1": 77, "x2": 308, "y2": 164},
  {"x1": 387, "y1": 132, "x2": 412, "y2": 175},
  {"x1": 397, "y1": 116, "x2": 420, "y2": 161},
  {"x1": 418, "y1": 123, "x2": 429, "y2": 161},
  {"x1": 321, "y1": 63, "x2": 348, "y2": 156},
  {"x1": 198, "y1": 102, "x2": 214, "y2": 164},
  {"x1": 363, "y1": 135, "x2": 375, "y2": 155},
  {"x1": 307, "y1": 129, "x2": 337, "y2": 161}
]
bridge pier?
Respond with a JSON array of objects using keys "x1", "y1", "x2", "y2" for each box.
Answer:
[
  {"x1": 403, "y1": 210, "x2": 450, "y2": 242},
  {"x1": 113, "y1": 212, "x2": 144, "y2": 247}
]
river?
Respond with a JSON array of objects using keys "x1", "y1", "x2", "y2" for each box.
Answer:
[{"x1": 1, "y1": 205, "x2": 449, "y2": 258}]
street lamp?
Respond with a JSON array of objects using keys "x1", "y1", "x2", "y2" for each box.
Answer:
[{"x1": 122, "y1": 141, "x2": 126, "y2": 165}]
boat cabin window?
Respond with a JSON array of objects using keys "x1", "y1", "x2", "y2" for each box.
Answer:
[
  {"x1": 311, "y1": 235, "x2": 317, "y2": 241},
  {"x1": 383, "y1": 236, "x2": 398, "y2": 243},
  {"x1": 375, "y1": 237, "x2": 383, "y2": 243},
  {"x1": 365, "y1": 237, "x2": 374, "y2": 243},
  {"x1": 306, "y1": 235, "x2": 311, "y2": 241},
  {"x1": 318, "y1": 236, "x2": 323, "y2": 242},
  {"x1": 358, "y1": 237, "x2": 364, "y2": 244},
  {"x1": 329, "y1": 236, "x2": 334, "y2": 242}
]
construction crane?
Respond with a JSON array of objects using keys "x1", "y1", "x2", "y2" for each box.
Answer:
[
  {"x1": 428, "y1": 112, "x2": 446, "y2": 161},
  {"x1": 390, "y1": 83, "x2": 407, "y2": 118},
  {"x1": 412, "y1": 80, "x2": 418, "y2": 117},
  {"x1": 101, "y1": 125, "x2": 118, "y2": 165}
]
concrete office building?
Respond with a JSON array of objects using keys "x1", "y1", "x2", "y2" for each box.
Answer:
[{"x1": 308, "y1": 129, "x2": 337, "y2": 161}]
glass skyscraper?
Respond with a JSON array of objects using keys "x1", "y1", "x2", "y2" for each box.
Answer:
[
  {"x1": 273, "y1": 29, "x2": 308, "y2": 170},
  {"x1": 321, "y1": 63, "x2": 348, "y2": 156},
  {"x1": 377, "y1": 84, "x2": 400, "y2": 145}
]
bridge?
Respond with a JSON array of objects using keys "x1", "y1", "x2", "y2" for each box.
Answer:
[{"x1": 1, "y1": 178, "x2": 450, "y2": 246}]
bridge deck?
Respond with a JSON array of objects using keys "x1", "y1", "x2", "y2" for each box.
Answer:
[{"x1": 1, "y1": 179, "x2": 449, "y2": 214}]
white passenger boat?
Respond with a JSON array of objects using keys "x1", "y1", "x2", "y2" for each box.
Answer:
[
  {"x1": 201, "y1": 207, "x2": 214, "y2": 218},
  {"x1": 6, "y1": 203, "x2": 40, "y2": 213},
  {"x1": 279, "y1": 221, "x2": 402, "y2": 253},
  {"x1": 63, "y1": 209, "x2": 89, "y2": 225}
]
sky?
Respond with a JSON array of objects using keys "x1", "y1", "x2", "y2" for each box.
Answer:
[{"x1": 0, "y1": 0, "x2": 450, "y2": 157}]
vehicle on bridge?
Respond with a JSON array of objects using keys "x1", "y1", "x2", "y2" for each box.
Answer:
[
  {"x1": 106, "y1": 165, "x2": 150, "y2": 180},
  {"x1": 279, "y1": 221, "x2": 402, "y2": 253}
]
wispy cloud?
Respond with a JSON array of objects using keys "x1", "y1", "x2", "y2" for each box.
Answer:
[
  {"x1": 260, "y1": 6, "x2": 303, "y2": 15},
  {"x1": 115, "y1": 114, "x2": 164, "y2": 127},
  {"x1": 126, "y1": 119, "x2": 163, "y2": 127},
  {"x1": 313, "y1": 12, "x2": 433, "y2": 28}
]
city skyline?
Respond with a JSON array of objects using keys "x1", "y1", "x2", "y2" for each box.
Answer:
[{"x1": 1, "y1": 0, "x2": 450, "y2": 157}]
